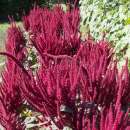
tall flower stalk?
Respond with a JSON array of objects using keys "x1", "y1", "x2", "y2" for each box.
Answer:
[
  {"x1": 0, "y1": 5, "x2": 130, "y2": 130},
  {"x1": 0, "y1": 23, "x2": 26, "y2": 130}
]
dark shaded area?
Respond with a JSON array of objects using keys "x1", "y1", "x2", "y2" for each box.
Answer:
[
  {"x1": 0, "y1": 0, "x2": 63, "y2": 22},
  {"x1": 0, "y1": 0, "x2": 79, "y2": 22},
  {"x1": 0, "y1": 0, "x2": 34, "y2": 22}
]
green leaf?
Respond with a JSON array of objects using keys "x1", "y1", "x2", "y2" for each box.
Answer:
[{"x1": 124, "y1": 18, "x2": 130, "y2": 25}]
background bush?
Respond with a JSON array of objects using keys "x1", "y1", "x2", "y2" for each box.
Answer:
[
  {"x1": 0, "y1": 0, "x2": 67, "y2": 21},
  {"x1": 80, "y1": 0, "x2": 130, "y2": 68},
  {"x1": 0, "y1": 0, "x2": 31, "y2": 21}
]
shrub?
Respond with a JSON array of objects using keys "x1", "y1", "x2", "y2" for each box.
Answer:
[
  {"x1": 0, "y1": 5, "x2": 130, "y2": 130},
  {"x1": 0, "y1": 23, "x2": 26, "y2": 130},
  {"x1": 79, "y1": 0, "x2": 130, "y2": 68}
]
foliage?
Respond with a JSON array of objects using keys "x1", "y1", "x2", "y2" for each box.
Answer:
[
  {"x1": 0, "y1": 23, "x2": 26, "y2": 130},
  {"x1": 0, "y1": 22, "x2": 22, "y2": 73},
  {"x1": 79, "y1": 0, "x2": 130, "y2": 68},
  {"x1": 0, "y1": 5, "x2": 130, "y2": 130}
]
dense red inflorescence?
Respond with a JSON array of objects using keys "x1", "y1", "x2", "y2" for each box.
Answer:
[
  {"x1": 23, "y1": 6, "x2": 80, "y2": 57},
  {"x1": 0, "y1": 23, "x2": 26, "y2": 130},
  {"x1": 0, "y1": 5, "x2": 130, "y2": 130}
]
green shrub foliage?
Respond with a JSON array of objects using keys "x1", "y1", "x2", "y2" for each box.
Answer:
[{"x1": 80, "y1": 0, "x2": 130, "y2": 67}]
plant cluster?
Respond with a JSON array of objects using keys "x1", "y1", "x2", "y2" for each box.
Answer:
[{"x1": 0, "y1": 5, "x2": 130, "y2": 130}]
